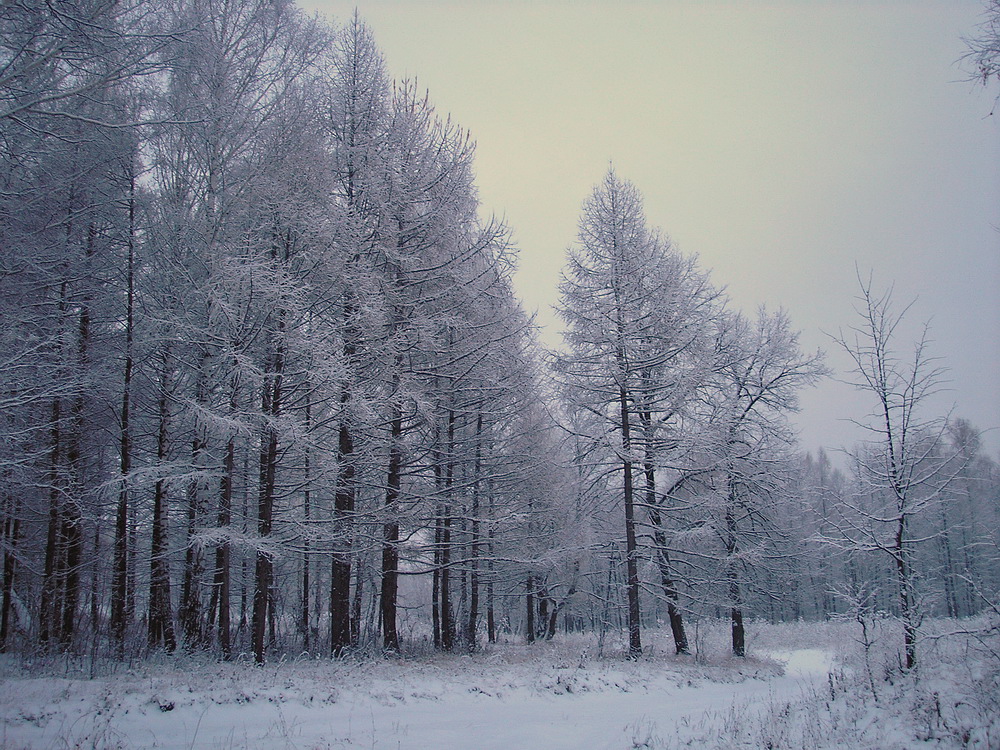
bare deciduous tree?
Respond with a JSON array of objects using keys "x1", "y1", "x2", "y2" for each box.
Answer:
[{"x1": 832, "y1": 276, "x2": 966, "y2": 670}]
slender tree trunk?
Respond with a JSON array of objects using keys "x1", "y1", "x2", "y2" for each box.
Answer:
[
  {"x1": 432, "y1": 514, "x2": 441, "y2": 649},
  {"x1": 253, "y1": 337, "x2": 283, "y2": 665},
  {"x1": 301, "y1": 407, "x2": 311, "y2": 652},
  {"x1": 126, "y1": 494, "x2": 136, "y2": 626},
  {"x1": 58, "y1": 505, "x2": 83, "y2": 651},
  {"x1": 725, "y1": 503, "x2": 745, "y2": 658},
  {"x1": 330, "y1": 415, "x2": 354, "y2": 656},
  {"x1": 180, "y1": 350, "x2": 211, "y2": 649},
  {"x1": 380, "y1": 385, "x2": 402, "y2": 653},
  {"x1": 213, "y1": 433, "x2": 234, "y2": 660},
  {"x1": 440, "y1": 505, "x2": 454, "y2": 651},
  {"x1": 938, "y1": 505, "x2": 958, "y2": 619},
  {"x1": 252, "y1": 435, "x2": 277, "y2": 665},
  {"x1": 525, "y1": 574, "x2": 535, "y2": 644},
  {"x1": 431, "y1": 398, "x2": 457, "y2": 652},
  {"x1": 639, "y1": 405, "x2": 688, "y2": 656},
  {"x1": 148, "y1": 349, "x2": 177, "y2": 653},
  {"x1": 537, "y1": 585, "x2": 549, "y2": 640},
  {"x1": 40, "y1": 396, "x2": 62, "y2": 650},
  {"x1": 240, "y1": 450, "x2": 250, "y2": 640},
  {"x1": 1, "y1": 494, "x2": 21, "y2": 652},
  {"x1": 331, "y1": 288, "x2": 359, "y2": 655},
  {"x1": 180, "y1": 470, "x2": 204, "y2": 647},
  {"x1": 648, "y1": 507, "x2": 689, "y2": 655},
  {"x1": 40, "y1": 199, "x2": 74, "y2": 652},
  {"x1": 61, "y1": 228, "x2": 94, "y2": 651},
  {"x1": 89, "y1": 522, "x2": 101, "y2": 635},
  {"x1": 487, "y1": 483, "x2": 496, "y2": 644},
  {"x1": 731, "y1": 594, "x2": 745, "y2": 657},
  {"x1": 618, "y1": 383, "x2": 641, "y2": 658},
  {"x1": 466, "y1": 412, "x2": 483, "y2": 652},
  {"x1": 545, "y1": 563, "x2": 578, "y2": 640},
  {"x1": 895, "y1": 515, "x2": 916, "y2": 670},
  {"x1": 350, "y1": 555, "x2": 363, "y2": 646},
  {"x1": 111, "y1": 178, "x2": 135, "y2": 657},
  {"x1": 213, "y1": 367, "x2": 240, "y2": 660}
]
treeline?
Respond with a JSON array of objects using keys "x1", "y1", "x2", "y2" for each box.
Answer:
[
  {"x1": 0, "y1": 1, "x2": 565, "y2": 664},
  {"x1": 1, "y1": 1, "x2": 997, "y2": 668}
]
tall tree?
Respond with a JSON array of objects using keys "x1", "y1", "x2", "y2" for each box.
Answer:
[
  {"x1": 374, "y1": 79, "x2": 483, "y2": 652},
  {"x1": 555, "y1": 168, "x2": 715, "y2": 657},
  {"x1": 320, "y1": 12, "x2": 390, "y2": 655}
]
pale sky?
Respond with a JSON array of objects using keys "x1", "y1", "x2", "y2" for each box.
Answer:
[{"x1": 299, "y1": 0, "x2": 1000, "y2": 459}]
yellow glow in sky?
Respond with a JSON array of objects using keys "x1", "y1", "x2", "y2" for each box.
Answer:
[{"x1": 298, "y1": 0, "x2": 1000, "y2": 456}]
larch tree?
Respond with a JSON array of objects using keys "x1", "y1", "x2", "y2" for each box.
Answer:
[
  {"x1": 696, "y1": 308, "x2": 825, "y2": 657},
  {"x1": 319, "y1": 12, "x2": 391, "y2": 655},
  {"x1": 555, "y1": 168, "x2": 712, "y2": 657},
  {"x1": 372, "y1": 79, "x2": 486, "y2": 653}
]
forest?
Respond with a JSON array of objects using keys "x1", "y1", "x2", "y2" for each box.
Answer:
[{"x1": 1, "y1": 3, "x2": 999, "y2": 746}]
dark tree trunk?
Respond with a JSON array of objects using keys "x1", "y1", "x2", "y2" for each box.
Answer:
[
  {"x1": 432, "y1": 402, "x2": 456, "y2": 653},
  {"x1": 466, "y1": 412, "x2": 483, "y2": 652},
  {"x1": 89, "y1": 522, "x2": 100, "y2": 633},
  {"x1": 431, "y1": 515, "x2": 441, "y2": 649},
  {"x1": 525, "y1": 575, "x2": 535, "y2": 644},
  {"x1": 111, "y1": 180, "x2": 135, "y2": 657},
  {"x1": 40, "y1": 397, "x2": 62, "y2": 650},
  {"x1": 126, "y1": 492, "x2": 136, "y2": 626},
  {"x1": 547, "y1": 609, "x2": 558, "y2": 640},
  {"x1": 648, "y1": 509, "x2": 689, "y2": 655},
  {"x1": 725, "y1": 505, "x2": 745, "y2": 658},
  {"x1": 731, "y1": 601, "x2": 745, "y2": 658},
  {"x1": 662, "y1": 558, "x2": 689, "y2": 655},
  {"x1": 252, "y1": 441, "x2": 276, "y2": 665},
  {"x1": 61, "y1": 234, "x2": 93, "y2": 651},
  {"x1": 1, "y1": 495, "x2": 21, "y2": 652},
  {"x1": 301, "y1": 443, "x2": 310, "y2": 652},
  {"x1": 331, "y1": 285, "x2": 359, "y2": 655},
  {"x1": 895, "y1": 515, "x2": 916, "y2": 670},
  {"x1": 330, "y1": 417, "x2": 354, "y2": 656},
  {"x1": 380, "y1": 392, "x2": 402, "y2": 653},
  {"x1": 148, "y1": 349, "x2": 176, "y2": 653},
  {"x1": 180, "y1": 358, "x2": 208, "y2": 651},
  {"x1": 639, "y1": 405, "x2": 688, "y2": 656},
  {"x1": 300, "y1": 384, "x2": 313, "y2": 652},
  {"x1": 212, "y1": 368, "x2": 240, "y2": 660},
  {"x1": 487, "y1": 485, "x2": 496, "y2": 644},
  {"x1": 240, "y1": 451, "x2": 250, "y2": 640},
  {"x1": 58, "y1": 505, "x2": 83, "y2": 650},
  {"x1": 148, "y1": 490, "x2": 175, "y2": 652},
  {"x1": 537, "y1": 585, "x2": 549, "y2": 640},
  {"x1": 544, "y1": 564, "x2": 577, "y2": 641},
  {"x1": 213, "y1": 434, "x2": 234, "y2": 660},
  {"x1": 439, "y1": 507, "x2": 454, "y2": 651},
  {"x1": 618, "y1": 384, "x2": 641, "y2": 658},
  {"x1": 253, "y1": 341, "x2": 283, "y2": 665}
]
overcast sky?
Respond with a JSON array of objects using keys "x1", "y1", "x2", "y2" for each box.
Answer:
[{"x1": 299, "y1": 0, "x2": 1000, "y2": 459}]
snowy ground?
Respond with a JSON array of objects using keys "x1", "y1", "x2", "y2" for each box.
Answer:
[{"x1": 0, "y1": 620, "x2": 995, "y2": 749}]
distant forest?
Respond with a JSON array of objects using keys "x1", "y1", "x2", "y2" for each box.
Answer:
[{"x1": 1, "y1": 0, "x2": 997, "y2": 670}]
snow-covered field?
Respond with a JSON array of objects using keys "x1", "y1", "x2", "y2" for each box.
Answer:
[{"x1": 1, "y1": 620, "x2": 996, "y2": 749}]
